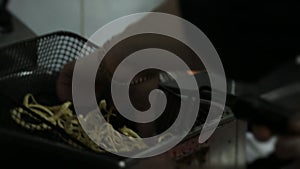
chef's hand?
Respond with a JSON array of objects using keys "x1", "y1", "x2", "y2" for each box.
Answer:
[
  {"x1": 252, "y1": 115, "x2": 300, "y2": 168},
  {"x1": 56, "y1": 60, "x2": 109, "y2": 102},
  {"x1": 56, "y1": 55, "x2": 160, "y2": 137}
]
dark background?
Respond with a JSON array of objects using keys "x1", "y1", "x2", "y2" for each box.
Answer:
[{"x1": 179, "y1": 0, "x2": 300, "y2": 82}]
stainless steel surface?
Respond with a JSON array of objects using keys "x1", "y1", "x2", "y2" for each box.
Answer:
[
  {"x1": 199, "y1": 119, "x2": 246, "y2": 169},
  {"x1": 236, "y1": 120, "x2": 247, "y2": 169},
  {"x1": 172, "y1": 118, "x2": 247, "y2": 169},
  {"x1": 261, "y1": 83, "x2": 300, "y2": 102},
  {"x1": 157, "y1": 72, "x2": 247, "y2": 168},
  {"x1": 296, "y1": 55, "x2": 300, "y2": 65},
  {"x1": 126, "y1": 117, "x2": 247, "y2": 169},
  {"x1": 0, "y1": 14, "x2": 35, "y2": 47}
]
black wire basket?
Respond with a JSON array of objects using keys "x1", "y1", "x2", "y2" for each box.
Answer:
[
  {"x1": 0, "y1": 31, "x2": 131, "y2": 168},
  {"x1": 0, "y1": 31, "x2": 97, "y2": 100}
]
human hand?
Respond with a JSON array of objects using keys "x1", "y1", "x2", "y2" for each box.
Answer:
[{"x1": 251, "y1": 114, "x2": 300, "y2": 168}]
